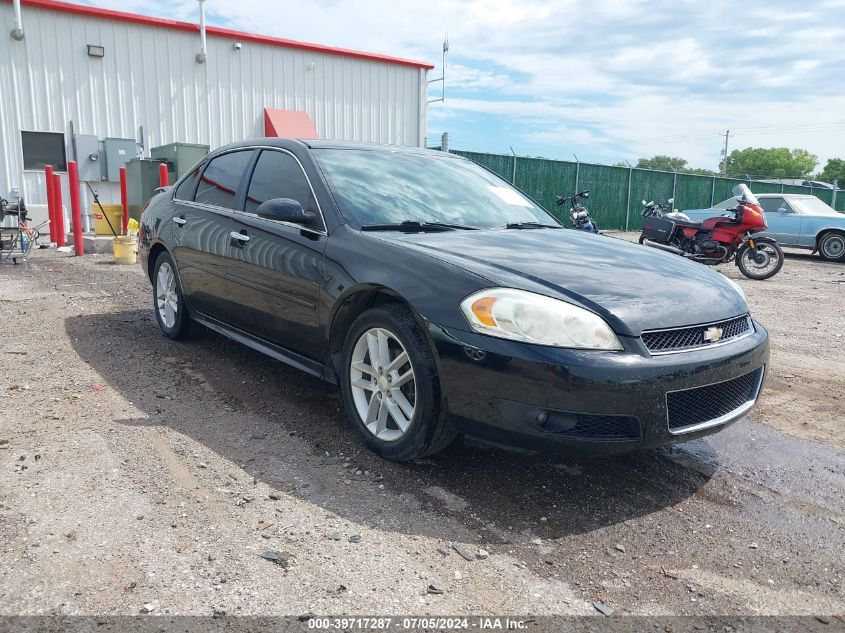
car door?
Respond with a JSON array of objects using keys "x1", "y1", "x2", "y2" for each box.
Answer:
[
  {"x1": 171, "y1": 149, "x2": 254, "y2": 324},
  {"x1": 226, "y1": 148, "x2": 327, "y2": 359},
  {"x1": 759, "y1": 197, "x2": 802, "y2": 246}
]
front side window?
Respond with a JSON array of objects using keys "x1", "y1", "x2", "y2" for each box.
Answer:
[
  {"x1": 194, "y1": 151, "x2": 253, "y2": 209},
  {"x1": 244, "y1": 150, "x2": 319, "y2": 222},
  {"x1": 313, "y1": 149, "x2": 555, "y2": 228}
]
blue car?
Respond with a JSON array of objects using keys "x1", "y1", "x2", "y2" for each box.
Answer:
[{"x1": 684, "y1": 194, "x2": 845, "y2": 262}]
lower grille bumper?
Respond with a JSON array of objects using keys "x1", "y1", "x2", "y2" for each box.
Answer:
[{"x1": 666, "y1": 367, "x2": 764, "y2": 434}]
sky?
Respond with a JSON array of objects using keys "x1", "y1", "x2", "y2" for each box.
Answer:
[{"x1": 82, "y1": 0, "x2": 845, "y2": 173}]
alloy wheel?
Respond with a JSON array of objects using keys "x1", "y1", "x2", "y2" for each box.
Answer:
[
  {"x1": 156, "y1": 262, "x2": 179, "y2": 328},
  {"x1": 349, "y1": 327, "x2": 416, "y2": 442}
]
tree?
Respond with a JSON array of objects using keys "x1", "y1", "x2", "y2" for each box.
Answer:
[
  {"x1": 636, "y1": 155, "x2": 689, "y2": 172},
  {"x1": 817, "y1": 158, "x2": 845, "y2": 185},
  {"x1": 635, "y1": 155, "x2": 715, "y2": 175},
  {"x1": 725, "y1": 147, "x2": 817, "y2": 178}
]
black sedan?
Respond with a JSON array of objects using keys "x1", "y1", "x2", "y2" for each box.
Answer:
[{"x1": 139, "y1": 139, "x2": 769, "y2": 461}]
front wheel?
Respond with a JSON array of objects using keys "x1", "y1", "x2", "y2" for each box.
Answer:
[
  {"x1": 340, "y1": 304, "x2": 456, "y2": 461},
  {"x1": 737, "y1": 242, "x2": 784, "y2": 280}
]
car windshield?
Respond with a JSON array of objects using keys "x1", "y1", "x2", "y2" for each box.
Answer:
[
  {"x1": 313, "y1": 149, "x2": 556, "y2": 228},
  {"x1": 788, "y1": 197, "x2": 840, "y2": 215}
]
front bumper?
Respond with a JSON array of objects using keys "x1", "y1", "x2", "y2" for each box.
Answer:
[{"x1": 429, "y1": 320, "x2": 769, "y2": 455}]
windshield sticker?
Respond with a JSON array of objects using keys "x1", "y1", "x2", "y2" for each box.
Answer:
[{"x1": 487, "y1": 186, "x2": 533, "y2": 207}]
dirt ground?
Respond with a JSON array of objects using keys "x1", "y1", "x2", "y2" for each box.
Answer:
[{"x1": 0, "y1": 241, "x2": 843, "y2": 618}]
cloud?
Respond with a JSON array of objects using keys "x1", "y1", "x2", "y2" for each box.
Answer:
[{"x1": 79, "y1": 0, "x2": 845, "y2": 170}]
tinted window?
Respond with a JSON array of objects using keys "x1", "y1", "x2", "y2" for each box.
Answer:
[
  {"x1": 22, "y1": 131, "x2": 67, "y2": 171},
  {"x1": 173, "y1": 163, "x2": 202, "y2": 201},
  {"x1": 245, "y1": 150, "x2": 319, "y2": 219},
  {"x1": 195, "y1": 151, "x2": 252, "y2": 209},
  {"x1": 313, "y1": 149, "x2": 552, "y2": 228}
]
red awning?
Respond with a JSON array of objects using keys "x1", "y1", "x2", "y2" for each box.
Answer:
[{"x1": 263, "y1": 109, "x2": 318, "y2": 139}]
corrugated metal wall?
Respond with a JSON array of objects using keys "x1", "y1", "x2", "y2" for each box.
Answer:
[
  {"x1": 454, "y1": 150, "x2": 845, "y2": 229},
  {"x1": 0, "y1": 3, "x2": 426, "y2": 212}
]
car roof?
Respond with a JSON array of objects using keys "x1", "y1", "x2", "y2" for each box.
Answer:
[
  {"x1": 755, "y1": 193, "x2": 816, "y2": 199},
  {"x1": 213, "y1": 138, "x2": 456, "y2": 157}
]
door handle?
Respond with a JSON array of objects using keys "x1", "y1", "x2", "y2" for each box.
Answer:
[
  {"x1": 172, "y1": 216, "x2": 187, "y2": 226},
  {"x1": 230, "y1": 231, "x2": 250, "y2": 243}
]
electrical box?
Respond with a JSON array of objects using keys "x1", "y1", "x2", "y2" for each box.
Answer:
[
  {"x1": 103, "y1": 137, "x2": 137, "y2": 182},
  {"x1": 73, "y1": 134, "x2": 102, "y2": 182},
  {"x1": 126, "y1": 158, "x2": 172, "y2": 222},
  {"x1": 151, "y1": 143, "x2": 209, "y2": 179}
]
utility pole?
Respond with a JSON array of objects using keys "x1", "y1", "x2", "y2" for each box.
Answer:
[
  {"x1": 719, "y1": 130, "x2": 730, "y2": 176},
  {"x1": 440, "y1": 132, "x2": 449, "y2": 153}
]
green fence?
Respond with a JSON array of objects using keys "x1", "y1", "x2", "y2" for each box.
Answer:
[{"x1": 452, "y1": 150, "x2": 845, "y2": 230}]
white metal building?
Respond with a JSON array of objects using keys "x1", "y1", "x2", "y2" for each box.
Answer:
[{"x1": 0, "y1": 0, "x2": 432, "y2": 225}]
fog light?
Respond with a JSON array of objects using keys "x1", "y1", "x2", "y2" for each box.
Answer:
[{"x1": 536, "y1": 412, "x2": 548, "y2": 423}]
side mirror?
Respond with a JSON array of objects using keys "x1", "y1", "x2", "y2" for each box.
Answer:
[
  {"x1": 256, "y1": 198, "x2": 317, "y2": 226},
  {"x1": 580, "y1": 190, "x2": 590, "y2": 199},
  {"x1": 641, "y1": 200, "x2": 647, "y2": 205},
  {"x1": 555, "y1": 195, "x2": 565, "y2": 206}
]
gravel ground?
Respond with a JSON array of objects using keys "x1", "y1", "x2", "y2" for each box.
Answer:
[{"x1": 0, "y1": 242, "x2": 843, "y2": 617}]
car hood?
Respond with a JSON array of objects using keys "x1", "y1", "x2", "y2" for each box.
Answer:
[{"x1": 369, "y1": 229, "x2": 748, "y2": 337}]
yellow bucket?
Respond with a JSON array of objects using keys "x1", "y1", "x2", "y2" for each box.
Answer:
[
  {"x1": 113, "y1": 236, "x2": 138, "y2": 265},
  {"x1": 92, "y1": 204, "x2": 124, "y2": 235}
]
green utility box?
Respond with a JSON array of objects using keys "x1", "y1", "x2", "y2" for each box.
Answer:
[
  {"x1": 151, "y1": 142, "x2": 210, "y2": 179},
  {"x1": 126, "y1": 158, "x2": 174, "y2": 223}
]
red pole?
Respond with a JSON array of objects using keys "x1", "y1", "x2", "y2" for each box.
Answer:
[
  {"x1": 119, "y1": 166, "x2": 129, "y2": 234},
  {"x1": 44, "y1": 164, "x2": 56, "y2": 243},
  {"x1": 53, "y1": 174, "x2": 66, "y2": 247},
  {"x1": 68, "y1": 161, "x2": 84, "y2": 256},
  {"x1": 158, "y1": 162, "x2": 169, "y2": 187}
]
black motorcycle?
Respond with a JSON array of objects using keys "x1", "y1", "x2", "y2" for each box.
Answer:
[{"x1": 555, "y1": 190, "x2": 599, "y2": 233}]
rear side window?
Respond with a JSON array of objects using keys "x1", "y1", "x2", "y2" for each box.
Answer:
[
  {"x1": 173, "y1": 163, "x2": 202, "y2": 201},
  {"x1": 759, "y1": 197, "x2": 790, "y2": 213},
  {"x1": 244, "y1": 150, "x2": 319, "y2": 221},
  {"x1": 194, "y1": 151, "x2": 253, "y2": 209}
]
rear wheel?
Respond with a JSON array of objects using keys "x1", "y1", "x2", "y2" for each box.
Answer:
[
  {"x1": 818, "y1": 232, "x2": 845, "y2": 262},
  {"x1": 152, "y1": 251, "x2": 193, "y2": 339},
  {"x1": 737, "y1": 242, "x2": 784, "y2": 280},
  {"x1": 340, "y1": 304, "x2": 456, "y2": 461}
]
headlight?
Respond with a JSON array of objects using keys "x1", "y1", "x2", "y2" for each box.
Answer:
[{"x1": 459, "y1": 288, "x2": 622, "y2": 350}]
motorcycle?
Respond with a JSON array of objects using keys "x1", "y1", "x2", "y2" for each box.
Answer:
[
  {"x1": 639, "y1": 184, "x2": 784, "y2": 280},
  {"x1": 641, "y1": 198, "x2": 677, "y2": 219},
  {"x1": 555, "y1": 190, "x2": 599, "y2": 233}
]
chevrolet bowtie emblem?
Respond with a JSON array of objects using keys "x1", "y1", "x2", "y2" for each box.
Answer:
[{"x1": 703, "y1": 326, "x2": 724, "y2": 343}]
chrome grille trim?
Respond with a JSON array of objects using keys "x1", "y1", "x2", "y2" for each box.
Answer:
[{"x1": 641, "y1": 315, "x2": 754, "y2": 355}]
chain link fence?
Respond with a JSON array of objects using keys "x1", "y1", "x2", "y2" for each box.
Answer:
[{"x1": 450, "y1": 149, "x2": 845, "y2": 230}]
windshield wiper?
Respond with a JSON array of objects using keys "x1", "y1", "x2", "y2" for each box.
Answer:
[
  {"x1": 504, "y1": 221, "x2": 563, "y2": 229},
  {"x1": 361, "y1": 221, "x2": 478, "y2": 232}
]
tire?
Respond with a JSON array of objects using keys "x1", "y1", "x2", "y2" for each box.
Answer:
[
  {"x1": 737, "y1": 241, "x2": 784, "y2": 280},
  {"x1": 152, "y1": 250, "x2": 193, "y2": 339},
  {"x1": 817, "y1": 232, "x2": 845, "y2": 262},
  {"x1": 638, "y1": 234, "x2": 646, "y2": 244},
  {"x1": 339, "y1": 304, "x2": 456, "y2": 461}
]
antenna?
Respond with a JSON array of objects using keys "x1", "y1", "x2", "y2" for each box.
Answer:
[{"x1": 427, "y1": 33, "x2": 448, "y2": 105}]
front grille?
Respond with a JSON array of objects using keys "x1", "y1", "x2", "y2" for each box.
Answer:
[
  {"x1": 642, "y1": 315, "x2": 752, "y2": 354},
  {"x1": 542, "y1": 412, "x2": 641, "y2": 440},
  {"x1": 666, "y1": 368, "x2": 763, "y2": 432}
]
